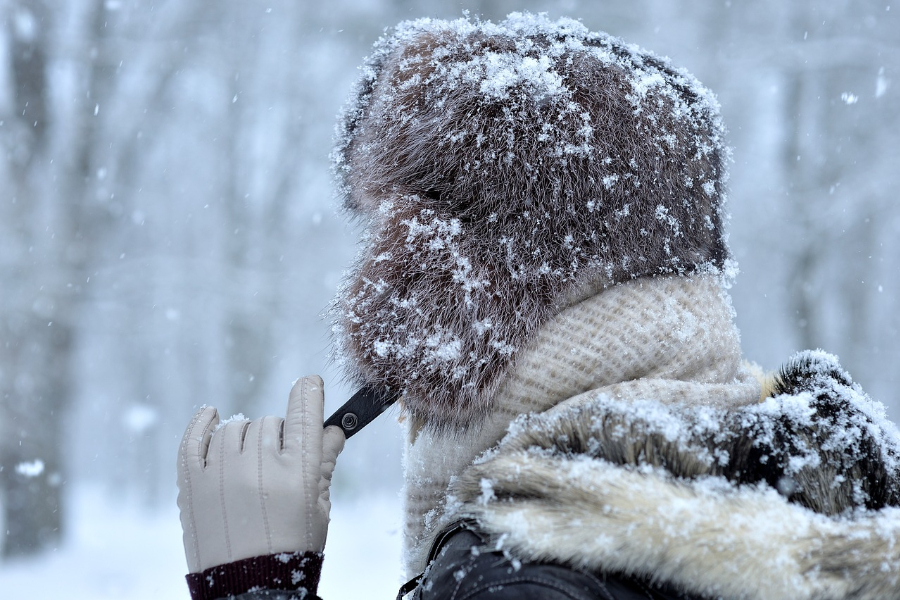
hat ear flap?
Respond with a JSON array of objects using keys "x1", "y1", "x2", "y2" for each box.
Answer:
[{"x1": 331, "y1": 47, "x2": 391, "y2": 214}]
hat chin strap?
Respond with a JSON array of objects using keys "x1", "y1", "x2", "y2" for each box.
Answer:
[{"x1": 324, "y1": 385, "x2": 400, "y2": 439}]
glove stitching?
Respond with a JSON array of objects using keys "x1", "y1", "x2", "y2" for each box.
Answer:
[
  {"x1": 301, "y1": 377, "x2": 313, "y2": 550},
  {"x1": 258, "y1": 415, "x2": 273, "y2": 553},
  {"x1": 181, "y1": 410, "x2": 203, "y2": 572},
  {"x1": 188, "y1": 408, "x2": 216, "y2": 572},
  {"x1": 219, "y1": 425, "x2": 233, "y2": 562}
]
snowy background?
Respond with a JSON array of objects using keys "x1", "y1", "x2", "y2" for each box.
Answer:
[{"x1": 0, "y1": 0, "x2": 897, "y2": 598}]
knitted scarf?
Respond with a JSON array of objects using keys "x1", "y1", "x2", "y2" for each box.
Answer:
[{"x1": 402, "y1": 274, "x2": 760, "y2": 574}]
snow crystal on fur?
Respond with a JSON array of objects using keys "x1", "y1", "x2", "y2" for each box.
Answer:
[
  {"x1": 488, "y1": 351, "x2": 900, "y2": 515},
  {"x1": 331, "y1": 13, "x2": 732, "y2": 429},
  {"x1": 447, "y1": 353, "x2": 900, "y2": 599}
]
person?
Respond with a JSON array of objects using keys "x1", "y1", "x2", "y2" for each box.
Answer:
[{"x1": 176, "y1": 13, "x2": 900, "y2": 600}]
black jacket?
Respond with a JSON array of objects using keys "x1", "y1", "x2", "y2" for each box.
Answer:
[{"x1": 407, "y1": 520, "x2": 701, "y2": 600}]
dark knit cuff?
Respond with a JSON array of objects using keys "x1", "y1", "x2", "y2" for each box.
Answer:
[{"x1": 185, "y1": 551, "x2": 323, "y2": 600}]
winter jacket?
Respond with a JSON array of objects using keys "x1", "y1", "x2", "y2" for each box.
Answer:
[
  {"x1": 419, "y1": 350, "x2": 900, "y2": 600},
  {"x1": 431, "y1": 350, "x2": 900, "y2": 600}
]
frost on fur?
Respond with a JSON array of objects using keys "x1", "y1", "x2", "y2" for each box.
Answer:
[
  {"x1": 445, "y1": 353, "x2": 900, "y2": 600},
  {"x1": 331, "y1": 13, "x2": 732, "y2": 429},
  {"x1": 485, "y1": 350, "x2": 900, "y2": 515}
]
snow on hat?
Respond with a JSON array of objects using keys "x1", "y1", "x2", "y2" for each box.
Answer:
[{"x1": 331, "y1": 13, "x2": 732, "y2": 430}]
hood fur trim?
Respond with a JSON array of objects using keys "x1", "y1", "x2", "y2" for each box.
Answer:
[
  {"x1": 460, "y1": 456, "x2": 900, "y2": 600},
  {"x1": 332, "y1": 13, "x2": 732, "y2": 429},
  {"x1": 448, "y1": 351, "x2": 900, "y2": 599}
]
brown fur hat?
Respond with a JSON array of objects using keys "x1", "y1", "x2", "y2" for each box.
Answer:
[{"x1": 331, "y1": 13, "x2": 732, "y2": 431}]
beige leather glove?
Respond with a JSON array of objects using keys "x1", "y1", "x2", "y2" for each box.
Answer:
[{"x1": 177, "y1": 375, "x2": 345, "y2": 573}]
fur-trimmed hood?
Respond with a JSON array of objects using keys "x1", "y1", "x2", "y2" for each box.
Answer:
[
  {"x1": 445, "y1": 351, "x2": 900, "y2": 600},
  {"x1": 331, "y1": 13, "x2": 733, "y2": 430}
]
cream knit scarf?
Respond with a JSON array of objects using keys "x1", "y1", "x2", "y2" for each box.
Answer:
[{"x1": 401, "y1": 274, "x2": 761, "y2": 575}]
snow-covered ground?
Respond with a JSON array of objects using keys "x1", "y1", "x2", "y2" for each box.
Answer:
[{"x1": 0, "y1": 485, "x2": 403, "y2": 599}]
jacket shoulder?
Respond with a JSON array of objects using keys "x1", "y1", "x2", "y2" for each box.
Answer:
[{"x1": 414, "y1": 522, "x2": 703, "y2": 600}]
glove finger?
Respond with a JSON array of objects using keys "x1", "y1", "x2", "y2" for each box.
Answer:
[
  {"x1": 219, "y1": 416, "x2": 274, "y2": 560},
  {"x1": 243, "y1": 414, "x2": 283, "y2": 458},
  {"x1": 321, "y1": 425, "x2": 345, "y2": 480},
  {"x1": 318, "y1": 425, "x2": 346, "y2": 518},
  {"x1": 178, "y1": 406, "x2": 219, "y2": 473},
  {"x1": 176, "y1": 405, "x2": 219, "y2": 575},
  {"x1": 283, "y1": 376, "x2": 327, "y2": 551},
  {"x1": 283, "y1": 375, "x2": 325, "y2": 456},
  {"x1": 206, "y1": 418, "x2": 248, "y2": 470}
]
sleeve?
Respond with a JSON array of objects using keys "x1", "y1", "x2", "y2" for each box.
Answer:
[{"x1": 184, "y1": 551, "x2": 324, "y2": 600}]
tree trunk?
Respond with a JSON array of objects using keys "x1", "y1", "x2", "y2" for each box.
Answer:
[
  {"x1": 0, "y1": 315, "x2": 70, "y2": 556},
  {"x1": 0, "y1": 0, "x2": 71, "y2": 558}
]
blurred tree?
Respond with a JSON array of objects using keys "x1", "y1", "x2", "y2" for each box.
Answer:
[
  {"x1": 752, "y1": 0, "x2": 897, "y2": 390},
  {"x1": 0, "y1": 0, "x2": 210, "y2": 554},
  {"x1": 0, "y1": 0, "x2": 72, "y2": 557}
]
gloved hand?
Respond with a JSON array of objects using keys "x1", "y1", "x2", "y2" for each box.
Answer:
[{"x1": 177, "y1": 375, "x2": 345, "y2": 573}]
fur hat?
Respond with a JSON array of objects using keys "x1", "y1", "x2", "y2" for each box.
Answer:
[{"x1": 331, "y1": 13, "x2": 732, "y2": 430}]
